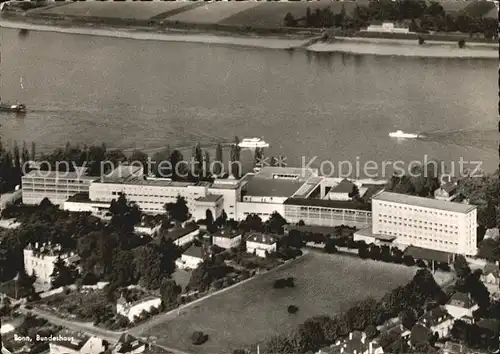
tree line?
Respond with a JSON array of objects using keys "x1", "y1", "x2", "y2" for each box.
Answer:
[{"x1": 283, "y1": 0, "x2": 497, "y2": 39}]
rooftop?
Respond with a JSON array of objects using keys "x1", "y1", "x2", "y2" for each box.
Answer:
[
  {"x1": 447, "y1": 292, "x2": 476, "y2": 309},
  {"x1": 51, "y1": 330, "x2": 90, "y2": 351},
  {"x1": 22, "y1": 169, "x2": 96, "y2": 180},
  {"x1": 116, "y1": 334, "x2": 148, "y2": 353},
  {"x1": 284, "y1": 198, "x2": 372, "y2": 211},
  {"x1": 330, "y1": 179, "x2": 356, "y2": 194},
  {"x1": 66, "y1": 192, "x2": 110, "y2": 204},
  {"x1": 404, "y1": 246, "x2": 453, "y2": 263},
  {"x1": 195, "y1": 194, "x2": 223, "y2": 203},
  {"x1": 354, "y1": 227, "x2": 397, "y2": 241},
  {"x1": 373, "y1": 191, "x2": 476, "y2": 214},
  {"x1": 440, "y1": 182, "x2": 458, "y2": 194},
  {"x1": 284, "y1": 224, "x2": 342, "y2": 236},
  {"x1": 253, "y1": 166, "x2": 318, "y2": 181},
  {"x1": 165, "y1": 224, "x2": 199, "y2": 240},
  {"x1": 212, "y1": 228, "x2": 241, "y2": 239},
  {"x1": 291, "y1": 176, "x2": 322, "y2": 198},
  {"x1": 183, "y1": 245, "x2": 204, "y2": 259},
  {"x1": 247, "y1": 232, "x2": 277, "y2": 245},
  {"x1": 244, "y1": 178, "x2": 305, "y2": 198},
  {"x1": 420, "y1": 306, "x2": 452, "y2": 326}
]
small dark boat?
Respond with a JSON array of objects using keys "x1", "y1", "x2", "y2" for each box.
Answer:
[{"x1": 0, "y1": 103, "x2": 26, "y2": 114}]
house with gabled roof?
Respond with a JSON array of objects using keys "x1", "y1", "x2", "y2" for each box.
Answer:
[
  {"x1": 445, "y1": 292, "x2": 479, "y2": 321},
  {"x1": 481, "y1": 262, "x2": 500, "y2": 288},
  {"x1": 418, "y1": 306, "x2": 454, "y2": 338},
  {"x1": 434, "y1": 182, "x2": 458, "y2": 201},
  {"x1": 324, "y1": 331, "x2": 384, "y2": 354}
]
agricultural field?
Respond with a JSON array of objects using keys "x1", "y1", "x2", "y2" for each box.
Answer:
[
  {"x1": 33, "y1": 2, "x2": 195, "y2": 20},
  {"x1": 164, "y1": 2, "x2": 263, "y2": 25},
  {"x1": 220, "y1": 1, "x2": 365, "y2": 28},
  {"x1": 133, "y1": 252, "x2": 416, "y2": 354}
]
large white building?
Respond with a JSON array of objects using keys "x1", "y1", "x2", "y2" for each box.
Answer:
[
  {"x1": 370, "y1": 191, "x2": 477, "y2": 256},
  {"x1": 23, "y1": 242, "x2": 80, "y2": 284},
  {"x1": 21, "y1": 169, "x2": 97, "y2": 205},
  {"x1": 49, "y1": 330, "x2": 106, "y2": 354},
  {"x1": 116, "y1": 294, "x2": 162, "y2": 323}
]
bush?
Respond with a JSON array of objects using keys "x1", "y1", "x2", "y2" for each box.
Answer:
[
  {"x1": 418, "y1": 37, "x2": 425, "y2": 45},
  {"x1": 287, "y1": 305, "x2": 299, "y2": 314},
  {"x1": 458, "y1": 39, "x2": 466, "y2": 48},
  {"x1": 273, "y1": 277, "x2": 295, "y2": 289},
  {"x1": 191, "y1": 331, "x2": 208, "y2": 345}
]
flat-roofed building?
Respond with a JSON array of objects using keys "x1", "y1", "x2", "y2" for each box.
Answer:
[
  {"x1": 193, "y1": 194, "x2": 223, "y2": 221},
  {"x1": 21, "y1": 169, "x2": 97, "y2": 205},
  {"x1": 284, "y1": 198, "x2": 372, "y2": 229},
  {"x1": 372, "y1": 191, "x2": 477, "y2": 256}
]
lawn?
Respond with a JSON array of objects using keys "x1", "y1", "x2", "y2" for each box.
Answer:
[
  {"x1": 35, "y1": 2, "x2": 195, "y2": 20},
  {"x1": 165, "y1": 2, "x2": 263, "y2": 25},
  {"x1": 134, "y1": 252, "x2": 416, "y2": 354},
  {"x1": 220, "y1": 1, "x2": 364, "y2": 28}
]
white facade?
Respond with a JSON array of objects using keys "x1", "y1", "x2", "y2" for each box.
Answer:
[
  {"x1": 246, "y1": 234, "x2": 277, "y2": 258},
  {"x1": 49, "y1": 336, "x2": 106, "y2": 354},
  {"x1": 372, "y1": 191, "x2": 477, "y2": 256},
  {"x1": 212, "y1": 230, "x2": 242, "y2": 249},
  {"x1": 177, "y1": 253, "x2": 203, "y2": 269},
  {"x1": 237, "y1": 201, "x2": 285, "y2": 222},
  {"x1": 23, "y1": 243, "x2": 79, "y2": 284},
  {"x1": 193, "y1": 195, "x2": 224, "y2": 221},
  {"x1": 168, "y1": 227, "x2": 200, "y2": 247},
  {"x1": 22, "y1": 170, "x2": 96, "y2": 205},
  {"x1": 208, "y1": 179, "x2": 243, "y2": 220},
  {"x1": 364, "y1": 22, "x2": 410, "y2": 33},
  {"x1": 116, "y1": 296, "x2": 162, "y2": 323}
]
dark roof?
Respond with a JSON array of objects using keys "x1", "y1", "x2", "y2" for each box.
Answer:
[
  {"x1": 66, "y1": 192, "x2": 91, "y2": 203},
  {"x1": 284, "y1": 198, "x2": 372, "y2": 211},
  {"x1": 247, "y1": 232, "x2": 277, "y2": 245},
  {"x1": 284, "y1": 224, "x2": 341, "y2": 236},
  {"x1": 183, "y1": 245, "x2": 204, "y2": 259},
  {"x1": 354, "y1": 227, "x2": 397, "y2": 242},
  {"x1": 447, "y1": 292, "x2": 476, "y2": 309},
  {"x1": 404, "y1": 246, "x2": 453, "y2": 263},
  {"x1": 212, "y1": 228, "x2": 241, "y2": 239},
  {"x1": 411, "y1": 324, "x2": 432, "y2": 344},
  {"x1": 244, "y1": 178, "x2": 304, "y2": 198},
  {"x1": 360, "y1": 184, "x2": 386, "y2": 202},
  {"x1": 330, "y1": 179, "x2": 356, "y2": 194},
  {"x1": 165, "y1": 224, "x2": 199, "y2": 240},
  {"x1": 420, "y1": 307, "x2": 452, "y2": 327}
]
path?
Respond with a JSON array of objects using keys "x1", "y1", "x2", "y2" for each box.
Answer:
[{"x1": 19, "y1": 306, "x2": 124, "y2": 344}]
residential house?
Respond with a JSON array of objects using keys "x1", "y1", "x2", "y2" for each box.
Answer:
[
  {"x1": 113, "y1": 334, "x2": 148, "y2": 354},
  {"x1": 212, "y1": 229, "x2": 242, "y2": 249},
  {"x1": 246, "y1": 233, "x2": 277, "y2": 258},
  {"x1": 327, "y1": 331, "x2": 384, "y2": 354},
  {"x1": 23, "y1": 242, "x2": 80, "y2": 284},
  {"x1": 445, "y1": 292, "x2": 479, "y2": 320},
  {"x1": 434, "y1": 182, "x2": 458, "y2": 202},
  {"x1": 165, "y1": 224, "x2": 199, "y2": 247},
  {"x1": 481, "y1": 263, "x2": 500, "y2": 291},
  {"x1": 327, "y1": 179, "x2": 358, "y2": 201},
  {"x1": 134, "y1": 215, "x2": 162, "y2": 236},
  {"x1": 49, "y1": 330, "x2": 107, "y2": 354},
  {"x1": 419, "y1": 306, "x2": 454, "y2": 338},
  {"x1": 176, "y1": 245, "x2": 205, "y2": 269},
  {"x1": 116, "y1": 294, "x2": 162, "y2": 323}
]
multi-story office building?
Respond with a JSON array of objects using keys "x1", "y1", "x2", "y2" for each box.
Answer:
[
  {"x1": 371, "y1": 191, "x2": 477, "y2": 256},
  {"x1": 21, "y1": 169, "x2": 97, "y2": 205}
]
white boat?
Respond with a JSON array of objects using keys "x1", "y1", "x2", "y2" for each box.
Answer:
[
  {"x1": 238, "y1": 138, "x2": 269, "y2": 149},
  {"x1": 389, "y1": 130, "x2": 419, "y2": 139}
]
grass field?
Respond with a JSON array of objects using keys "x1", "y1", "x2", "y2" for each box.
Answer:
[
  {"x1": 134, "y1": 252, "x2": 415, "y2": 354},
  {"x1": 35, "y1": 2, "x2": 194, "y2": 20},
  {"x1": 220, "y1": 1, "x2": 366, "y2": 28},
  {"x1": 165, "y1": 2, "x2": 263, "y2": 25}
]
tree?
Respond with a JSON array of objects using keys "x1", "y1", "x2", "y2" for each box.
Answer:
[
  {"x1": 418, "y1": 36, "x2": 425, "y2": 45},
  {"x1": 458, "y1": 39, "x2": 466, "y2": 48},
  {"x1": 284, "y1": 12, "x2": 297, "y2": 27},
  {"x1": 214, "y1": 143, "x2": 223, "y2": 176},
  {"x1": 192, "y1": 143, "x2": 203, "y2": 177},
  {"x1": 191, "y1": 331, "x2": 207, "y2": 345},
  {"x1": 477, "y1": 238, "x2": 500, "y2": 262},
  {"x1": 160, "y1": 278, "x2": 181, "y2": 306},
  {"x1": 399, "y1": 308, "x2": 417, "y2": 329},
  {"x1": 129, "y1": 150, "x2": 149, "y2": 175},
  {"x1": 266, "y1": 212, "x2": 287, "y2": 235},
  {"x1": 134, "y1": 244, "x2": 168, "y2": 289},
  {"x1": 206, "y1": 209, "x2": 214, "y2": 225},
  {"x1": 151, "y1": 145, "x2": 171, "y2": 177},
  {"x1": 164, "y1": 196, "x2": 190, "y2": 225},
  {"x1": 230, "y1": 136, "x2": 241, "y2": 179},
  {"x1": 202, "y1": 150, "x2": 210, "y2": 180},
  {"x1": 324, "y1": 239, "x2": 338, "y2": 254},
  {"x1": 169, "y1": 150, "x2": 184, "y2": 181},
  {"x1": 453, "y1": 255, "x2": 471, "y2": 279},
  {"x1": 109, "y1": 194, "x2": 141, "y2": 232},
  {"x1": 51, "y1": 256, "x2": 78, "y2": 288},
  {"x1": 31, "y1": 141, "x2": 36, "y2": 160}
]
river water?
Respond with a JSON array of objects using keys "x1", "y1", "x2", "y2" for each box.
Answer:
[{"x1": 0, "y1": 28, "x2": 497, "y2": 178}]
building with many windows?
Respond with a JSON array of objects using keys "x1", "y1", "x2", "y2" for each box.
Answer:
[
  {"x1": 21, "y1": 169, "x2": 97, "y2": 205},
  {"x1": 370, "y1": 191, "x2": 477, "y2": 256}
]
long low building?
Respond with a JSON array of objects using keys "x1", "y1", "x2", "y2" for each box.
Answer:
[{"x1": 284, "y1": 198, "x2": 372, "y2": 229}]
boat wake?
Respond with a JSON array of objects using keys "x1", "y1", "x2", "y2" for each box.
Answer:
[{"x1": 417, "y1": 128, "x2": 499, "y2": 152}]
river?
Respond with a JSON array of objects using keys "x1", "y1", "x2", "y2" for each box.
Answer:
[{"x1": 0, "y1": 28, "x2": 497, "y2": 178}]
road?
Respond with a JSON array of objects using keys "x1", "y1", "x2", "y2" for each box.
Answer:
[{"x1": 19, "y1": 306, "x2": 124, "y2": 344}]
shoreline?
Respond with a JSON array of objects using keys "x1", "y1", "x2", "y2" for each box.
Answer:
[{"x1": 1, "y1": 15, "x2": 498, "y2": 58}]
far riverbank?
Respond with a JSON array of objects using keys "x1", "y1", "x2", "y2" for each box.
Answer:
[{"x1": 0, "y1": 14, "x2": 498, "y2": 59}]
